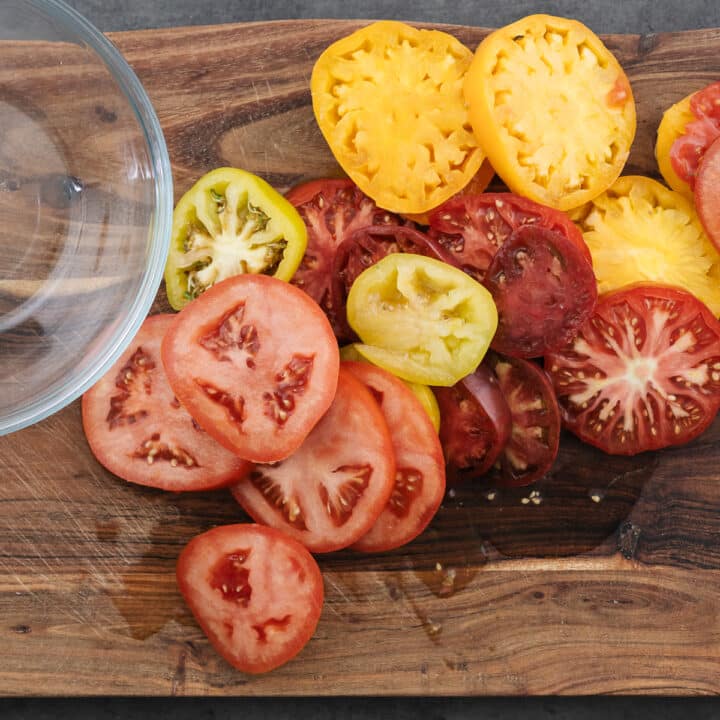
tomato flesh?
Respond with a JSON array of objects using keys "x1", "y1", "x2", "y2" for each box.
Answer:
[
  {"x1": 545, "y1": 284, "x2": 720, "y2": 455},
  {"x1": 177, "y1": 524, "x2": 323, "y2": 674},
  {"x1": 694, "y1": 136, "x2": 720, "y2": 254}
]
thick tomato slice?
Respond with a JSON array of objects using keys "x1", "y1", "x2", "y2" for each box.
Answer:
[
  {"x1": 485, "y1": 351, "x2": 561, "y2": 486},
  {"x1": 285, "y1": 178, "x2": 401, "y2": 334},
  {"x1": 82, "y1": 314, "x2": 250, "y2": 492},
  {"x1": 177, "y1": 523, "x2": 323, "y2": 674},
  {"x1": 161, "y1": 275, "x2": 339, "y2": 463},
  {"x1": 231, "y1": 367, "x2": 396, "y2": 553},
  {"x1": 655, "y1": 92, "x2": 696, "y2": 199},
  {"x1": 433, "y1": 364, "x2": 512, "y2": 484},
  {"x1": 545, "y1": 284, "x2": 720, "y2": 455},
  {"x1": 694, "y1": 136, "x2": 720, "y2": 253},
  {"x1": 428, "y1": 192, "x2": 591, "y2": 282},
  {"x1": 484, "y1": 225, "x2": 597, "y2": 358},
  {"x1": 342, "y1": 361, "x2": 445, "y2": 552}
]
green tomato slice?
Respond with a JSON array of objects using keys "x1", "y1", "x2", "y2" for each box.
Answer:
[
  {"x1": 346, "y1": 254, "x2": 498, "y2": 386},
  {"x1": 165, "y1": 167, "x2": 307, "y2": 310}
]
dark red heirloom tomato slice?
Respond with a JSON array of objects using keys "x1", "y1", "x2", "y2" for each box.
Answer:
[
  {"x1": 484, "y1": 225, "x2": 597, "y2": 358},
  {"x1": 177, "y1": 523, "x2": 323, "y2": 674},
  {"x1": 161, "y1": 275, "x2": 339, "y2": 464},
  {"x1": 670, "y1": 81, "x2": 720, "y2": 189},
  {"x1": 342, "y1": 361, "x2": 446, "y2": 552},
  {"x1": 433, "y1": 364, "x2": 512, "y2": 484},
  {"x1": 285, "y1": 178, "x2": 402, "y2": 332},
  {"x1": 231, "y1": 367, "x2": 396, "y2": 553},
  {"x1": 82, "y1": 314, "x2": 250, "y2": 491},
  {"x1": 545, "y1": 284, "x2": 720, "y2": 456},
  {"x1": 428, "y1": 192, "x2": 591, "y2": 281},
  {"x1": 485, "y1": 351, "x2": 561, "y2": 486},
  {"x1": 694, "y1": 136, "x2": 720, "y2": 253}
]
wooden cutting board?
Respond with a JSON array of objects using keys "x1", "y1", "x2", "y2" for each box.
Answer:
[{"x1": 3, "y1": 19, "x2": 720, "y2": 696}]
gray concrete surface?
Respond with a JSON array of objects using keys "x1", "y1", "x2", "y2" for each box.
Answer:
[{"x1": 7, "y1": 0, "x2": 720, "y2": 716}]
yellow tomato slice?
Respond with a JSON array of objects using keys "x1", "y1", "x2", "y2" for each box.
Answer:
[
  {"x1": 346, "y1": 254, "x2": 498, "y2": 386},
  {"x1": 464, "y1": 14, "x2": 636, "y2": 211},
  {"x1": 570, "y1": 175, "x2": 720, "y2": 314},
  {"x1": 655, "y1": 93, "x2": 695, "y2": 200},
  {"x1": 311, "y1": 21, "x2": 485, "y2": 214}
]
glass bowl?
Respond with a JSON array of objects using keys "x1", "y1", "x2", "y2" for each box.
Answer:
[{"x1": 0, "y1": 0, "x2": 172, "y2": 435}]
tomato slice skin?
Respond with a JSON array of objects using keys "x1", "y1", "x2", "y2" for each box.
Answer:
[
  {"x1": 231, "y1": 367, "x2": 396, "y2": 553},
  {"x1": 545, "y1": 284, "x2": 720, "y2": 456},
  {"x1": 694, "y1": 136, "x2": 720, "y2": 254},
  {"x1": 485, "y1": 351, "x2": 561, "y2": 486},
  {"x1": 82, "y1": 314, "x2": 251, "y2": 492},
  {"x1": 433, "y1": 364, "x2": 512, "y2": 484},
  {"x1": 177, "y1": 523, "x2": 323, "y2": 674},
  {"x1": 161, "y1": 275, "x2": 339, "y2": 463},
  {"x1": 342, "y1": 361, "x2": 445, "y2": 552},
  {"x1": 484, "y1": 225, "x2": 597, "y2": 358},
  {"x1": 428, "y1": 192, "x2": 591, "y2": 282}
]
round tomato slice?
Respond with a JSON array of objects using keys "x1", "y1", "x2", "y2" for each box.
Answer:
[
  {"x1": 346, "y1": 253, "x2": 498, "y2": 387},
  {"x1": 694, "y1": 136, "x2": 720, "y2": 253},
  {"x1": 428, "y1": 192, "x2": 591, "y2": 282},
  {"x1": 545, "y1": 284, "x2": 720, "y2": 455},
  {"x1": 342, "y1": 361, "x2": 445, "y2": 552},
  {"x1": 656, "y1": 92, "x2": 696, "y2": 199},
  {"x1": 485, "y1": 351, "x2": 561, "y2": 486},
  {"x1": 82, "y1": 315, "x2": 251, "y2": 492},
  {"x1": 433, "y1": 364, "x2": 512, "y2": 484},
  {"x1": 285, "y1": 178, "x2": 401, "y2": 334},
  {"x1": 484, "y1": 225, "x2": 597, "y2": 358},
  {"x1": 177, "y1": 523, "x2": 323, "y2": 674},
  {"x1": 161, "y1": 275, "x2": 339, "y2": 463},
  {"x1": 231, "y1": 367, "x2": 396, "y2": 553}
]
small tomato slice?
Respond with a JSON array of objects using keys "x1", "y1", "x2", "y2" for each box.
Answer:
[
  {"x1": 231, "y1": 367, "x2": 396, "y2": 553},
  {"x1": 161, "y1": 275, "x2": 339, "y2": 463},
  {"x1": 484, "y1": 225, "x2": 597, "y2": 358},
  {"x1": 311, "y1": 21, "x2": 485, "y2": 214},
  {"x1": 464, "y1": 14, "x2": 635, "y2": 211},
  {"x1": 655, "y1": 92, "x2": 696, "y2": 199},
  {"x1": 428, "y1": 192, "x2": 591, "y2": 282},
  {"x1": 82, "y1": 315, "x2": 250, "y2": 492},
  {"x1": 343, "y1": 361, "x2": 445, "y2": 552},
  {"x1": 347, "y1": 254, "x2": 498, "y2": 386},
  {"x1": 694, "y1": 136, "x2": 720, "y2": 253},
  {"x1": 485, "y1": 351, "x2": 561, "y2": 486},
  {"x1": 545, "y1": 284, "x2": 720, "y2": 455},
  {"x1": 177, "y1": 523, "x2": 323, "y2": 674},
  {"x1": 165, "y1": 168, "x2": 307, "y2": 310},
  {"x1": 570, "y1": 176, "x2": 720, "y2": 315},
  {"x1": 433, "y1": 364, "x2": 512, "y2": 484}
]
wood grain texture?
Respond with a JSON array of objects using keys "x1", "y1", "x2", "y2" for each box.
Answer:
[{"x1": 2, "y1": 20, "x2": 720, "y2": 696}]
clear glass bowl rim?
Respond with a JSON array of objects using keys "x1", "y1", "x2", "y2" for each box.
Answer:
[{"x1": 0, "y1": 0, "x2": 173, "y2": 436}]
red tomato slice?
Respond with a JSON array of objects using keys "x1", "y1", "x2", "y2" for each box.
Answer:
[
  {"x1": 545, "y1": 284, "x2": 720, "y2": 455},
  {"x1": 231, "y1": 367, "x2": 396, "y2": 553},
  {"x1": 427, "y1": 192, "x2": 591, "y2": 281},
  {"x1": 694, "y1": 135, "x2": 720, "y2": 253},
  {"x1": 161, "y1": 275, "x2": 339, "y2": 463},
  {"x1": 485, "y1": 351, "x2": 561, "y2": 486},
  {"x1": 484, "y1": 225, "x2": 598, "y2": 358},
  {"x1": 433, "y1": 364, "x2": 512, "y2": 484},
  {"x1": 82, "y1": 314, "x2": 250, "y2": 491},
  {"x1": 285, "y1": 178, "x2": 402, "y2": 333},
  {"x1": 342, "y1": 360, "x2": 446, "y2": 552},
  {"x1": 670, "y1": 81, "x2": 720, "y2": 189},
  {"x1": 177, "y1": 523, "x2": 323, "y2": 674}
]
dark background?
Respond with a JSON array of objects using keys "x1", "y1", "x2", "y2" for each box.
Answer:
[{"x1": 6, "y1": 0, "x2": 720, "y2": 716}]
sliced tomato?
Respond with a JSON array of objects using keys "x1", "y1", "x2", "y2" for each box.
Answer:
[
  {"x1": 82, "y1": 314, "x2": 250, "y2": 491},
  {"x1": 670, "y1": 81, "x2": 720, "y2": 190},
  {"x1": 694, "y1": 136, "x2": 720, "y2": 253},
  {"x1": 342, "y1": 361, "x2": 445, "y2": 552},
  {"x1": 485, "y1": 351, "x2": 561, "y2": 486},
  {"x1": 484, "y1": 225, "x2": 597, "y2": 358},
  {"x1": 428, "y1": 193, "x2": 591, "y2": 282},
  {"x1": 231, "y1": 367, "x2": 396, "y2": 553},
  {"x1": 545, "y1": 284, "x2": 720, "y2": 455},
  {"x1": 177, "y1": 523, "x2": 323, "y2": 674},
  {"x1": 161, "y1": 275, "x2": 339, "y2": 463},
  {"x1": 285, "y1": 178, "x2": 401, "y2": 334},
  {"x1": 433, "y1": 364, "x2": 512, "y2": 484}
]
